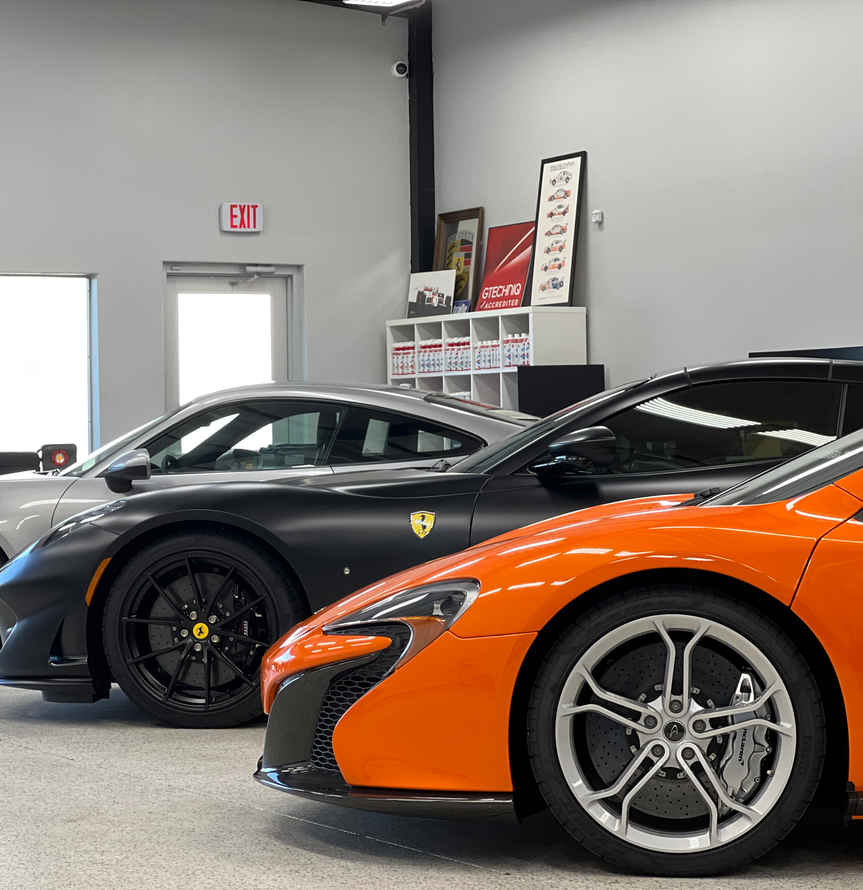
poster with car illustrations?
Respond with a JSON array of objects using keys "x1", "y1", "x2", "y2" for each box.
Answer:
[{"x1": 526, "y1": 151, "x2": 586, "y2": 307}]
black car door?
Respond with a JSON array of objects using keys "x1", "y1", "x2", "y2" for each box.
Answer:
[
  {"x1": 470, "y1": 378, "x2": 843, "y2": 544},
  {"x1": 276, "y1": 471, "x2": 488, "y2": 612}
]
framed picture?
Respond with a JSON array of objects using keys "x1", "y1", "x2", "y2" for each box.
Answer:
[
  {"x1": 525, "y1": 151, "x2": 586, "y2": 307},
  {"x1": 432, "y1": 207, "x2": 484, "y2": 309},
  {"x1": 476, "y1": 221, "x2": 536, "y2": 312},
  {"x1": 405, "y1": 270, "x2": 457, "y2": 318}
]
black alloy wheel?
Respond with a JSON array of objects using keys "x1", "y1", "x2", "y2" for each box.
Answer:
[
  {"x1": 528, "y1": 585, "x2": 825, "y2": 876},
  {"x1": 104, "y1": 530, "x2": 303, "y2": 728}
]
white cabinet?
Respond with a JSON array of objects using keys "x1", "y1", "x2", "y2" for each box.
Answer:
[{"x1": 386, "y1": 306, "x2": 587, "y2": 410}]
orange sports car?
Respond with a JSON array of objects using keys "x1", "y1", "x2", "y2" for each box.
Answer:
[{"x1": 256, "y1": 428, "x2": 863, "y2": 876}]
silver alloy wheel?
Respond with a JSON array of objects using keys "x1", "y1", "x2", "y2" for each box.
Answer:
[{"x1": 555, "y1": 614, "x2": 797, "y2": 854}]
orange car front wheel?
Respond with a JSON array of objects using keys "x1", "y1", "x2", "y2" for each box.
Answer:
[{"x1": 527, "y1": 584, "x2": 825, "y2": 877}]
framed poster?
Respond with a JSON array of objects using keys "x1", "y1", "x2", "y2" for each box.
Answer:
[
  {"x1": 406, "y1": 270, "x2": 458, "y2": 318},
  {"x1": 525, "y1": 151, "x2": 586, "y2": 307},
  {"x1": 432, "y1": 207, "x2": 484, "y2": 308},
  {"x1": 476, "y1": 222, "x2": 536, "y2": 312}
]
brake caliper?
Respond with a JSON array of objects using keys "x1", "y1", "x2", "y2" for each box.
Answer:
[{"x1": 718, "y1": 672, "x2": 770, "y2": 804}]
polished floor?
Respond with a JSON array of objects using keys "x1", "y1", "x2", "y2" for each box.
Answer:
[{"x1": 0, "y1": 686, "x2": 860, "y2": 890}]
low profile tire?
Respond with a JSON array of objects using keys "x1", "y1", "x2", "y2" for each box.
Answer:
[
  {"x1": 528, "y1": 585, "x2": 825, "y2": 876},
  {"x1": 104, "y1": 529, "x2": 304, "y2": 728}
]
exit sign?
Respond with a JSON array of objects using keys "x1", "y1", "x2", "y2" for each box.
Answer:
[{"x1": 220, "y1": 203, "x2": 263, "y2": 232}]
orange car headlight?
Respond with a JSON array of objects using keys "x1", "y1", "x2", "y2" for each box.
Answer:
[{"x1": 322, "y1": 579, "x2": 480, "y2": 667}]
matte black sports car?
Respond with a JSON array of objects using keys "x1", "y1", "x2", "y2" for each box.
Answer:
[{"x1": 1, "y1": 358, "x2": 862, "y2": 728}]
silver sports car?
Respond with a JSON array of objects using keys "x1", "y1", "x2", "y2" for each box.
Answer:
[{"x1": 0, "y1": 383, "x2": 533, "y2": 561}]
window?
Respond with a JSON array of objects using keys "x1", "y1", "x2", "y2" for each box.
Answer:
[
  {"x1": 0, "y1": 276, "x2": 91, "y2": 453},
  {"x1": 842, "y1": 385, "x2": 863, "y2": 436},
  {"x1": 329, "y1": 408, "x2": 482, "y2": 464},
  {"x1": 601, "y1": 380, "x2": 842, "y2": 473},
  {"x1": 145, "y1": 401, "x2": 342, "y2": 473},
  {"x1": 525, "y1": 380, "x2": 843, "y2": 476},
  {"x1": 177, "y1": 292, "x2": 273, "y2": 405}
]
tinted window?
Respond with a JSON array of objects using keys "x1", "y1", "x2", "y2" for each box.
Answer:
[
  {"x1": 328, "y1": 407, "x2": 481, "y2": 464},
  {"x1": 601, "y1": 381, "x2": 841, "y2": 473},
  {"x1": 529, "y1": 380, "x2": 841, "y2": 475},
  {"x1": 455, "y1": 378, "x2": 650, "y2": 474},
  {"x1": 842, "y1": 385, "x2": 863, "y2": 436},
  {"x1": 146, "y1": 401, "x2": 342, "y2": 473},
  {"x1": 708, "y1": 425, "x2": 863, "y2": 506}
]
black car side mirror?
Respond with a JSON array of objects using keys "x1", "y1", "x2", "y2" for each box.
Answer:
[
  {"x1": 99, "y1": 448, "x2": 152, "y2": 494},
  {"x1": 547, "y1": 426, "x2": 617, "y2": 468}
]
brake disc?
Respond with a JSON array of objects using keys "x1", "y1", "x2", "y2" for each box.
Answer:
[{"x1": 583, "y1": 639, "x2": 741, "y2": 820}]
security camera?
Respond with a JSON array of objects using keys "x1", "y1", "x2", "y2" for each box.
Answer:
[{"x1": 391, "y1": 61, "x2": 409, "y2": 78}]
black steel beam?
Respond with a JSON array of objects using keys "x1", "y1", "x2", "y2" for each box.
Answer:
[{"x1": 408, "y1": 2, "x2": 435, "y2": 272}]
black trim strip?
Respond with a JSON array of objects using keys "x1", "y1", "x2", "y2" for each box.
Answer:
[
  {"x1": 255, "y1": 761, "x2": 516, "y2": 822},
  {"x1": 846, "y1": 784, "x2": 863, "y2": 822}
]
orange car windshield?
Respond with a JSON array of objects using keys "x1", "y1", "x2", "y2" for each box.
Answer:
[{"x1": 707, "y1": 427, "x2": 863, "y2": 506}]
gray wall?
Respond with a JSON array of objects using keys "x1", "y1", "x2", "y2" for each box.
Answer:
[
  {"x1": 432, "y1": 0, "x2": 863, "y2": 385},
  {"x1": 0, "y1": 0, "x2": 410, "y2": 441}
]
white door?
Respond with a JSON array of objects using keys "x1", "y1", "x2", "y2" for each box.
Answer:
[{"x1": 165, "y1": 274, "x2": 290, "y2": 409}]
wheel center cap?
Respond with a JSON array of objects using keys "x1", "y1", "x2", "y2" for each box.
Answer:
[
  {"x1": 664, "y1": 721, "x2": 686, "y2": 742},
  {"x1": 192, "y1": 622, "x2": 210, "y2": 641}
]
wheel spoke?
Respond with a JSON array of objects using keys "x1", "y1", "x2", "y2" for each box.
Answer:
[
  {"x1": 203, "y1": 565, "x2": 236, "y2": 619},
  {"x1": 218, "y1": 631, "x2": 269, "y2": 648},
  {"x1": 126, "y1": 639, "x2": 187, "y2": 666},
  {"x1": 214, "y1": 595, "x2": 266, "y2": 628},
  {"x1": 692, "y1": 715, "x2": 794, "y2": 740},
  {"x1": 565, "y1": 668, "x2": 656, "y2": 721},
  {"x1": 164, "y1": 642, "x2": 193, "y2": 701},
  {"x1": 681, "y1": 744, "x2": 759, "y2": 821},
  {"x1": 690, "y1": 682, "x2": 793, "y2": 739},
  {"x1": 653, "y1": 617, "x2": 711, "y2": 714},
  {"x1": 618, "y1": 751, "x2": 668, "y2": 837},
  {"x1": 203, "y1": 646, "x2": 211, "y2": 712},
  {"x1": 559, "y1": 702, "x2": 647, "y2": 734},
  {"x1": 583, "y1": 743, "x2": 666, "y2": 803},
  {"x1": 679, "y1": 620, "x2": 710, "y2": 713},
  {"x1": 122, "y1": 617, "x2": 177, "y2": 627},
  {"x1": 147, "y1": 573, "x2": 186, "y2": 619},
  {"x1": 209, "y1": 644, "x2": 256, "y2": 688},
  {"x1": 678, "y1": 749, "x2": 721, "y2": 845},
  {"x1": 185, "y1": 555, "x2": 205, "y2": 615}
]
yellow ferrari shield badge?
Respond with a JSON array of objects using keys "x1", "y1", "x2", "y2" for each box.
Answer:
[
  {"x1": 192, "y1": 622, "x2": 210, "y2": 640},
  {"x1": 410, "y1": 511, "x2": 436, "y2": 539}
]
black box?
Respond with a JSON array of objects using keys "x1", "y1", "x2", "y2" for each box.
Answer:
[{"x1": 517, "y1": 365, "x2": 606, "y2": 417}]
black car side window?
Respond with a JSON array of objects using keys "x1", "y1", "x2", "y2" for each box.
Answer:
[
  {"x1": 842, "y1": 385, "x2": 863, "y2": 436},
  {"x1": 601, "y1": 380, "x2": 842, "y2": 474},
  {"x1": 525, "y1": 380, "x2": 843, "y2": 476},
  {"x1": 328, "y1": 407, "x2": 482, "y2": 464}
]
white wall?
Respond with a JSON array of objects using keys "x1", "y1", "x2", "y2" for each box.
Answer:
[
  {"x1": 433, "y1": 0, "x2": 863, "y2": 385},
  {"x1": 0, "y1": 0, "x2": 410, "y2": 441}
]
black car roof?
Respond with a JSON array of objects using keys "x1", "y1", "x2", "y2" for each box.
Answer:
[{"x1": 682, "y1": 357, "x2": 863, "y2": 384}]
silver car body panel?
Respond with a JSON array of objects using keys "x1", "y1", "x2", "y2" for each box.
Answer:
[{"x1": 0, "y1": 383, "x2": 527, "y2": 559}]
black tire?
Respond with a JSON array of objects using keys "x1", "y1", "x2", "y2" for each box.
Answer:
[
  {"x1": 528, "y1": 584, "x2": 825, "y2": 876},
  {"x1": 104, "y1": 529, "x2": 304, "y2": 728}
]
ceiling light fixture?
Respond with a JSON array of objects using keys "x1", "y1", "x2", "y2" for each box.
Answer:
[{"x1": 343, "y1": 0, "x2": 426, "y2": 20}]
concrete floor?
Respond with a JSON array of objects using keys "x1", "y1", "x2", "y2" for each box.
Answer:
[{"x1": 0, "y1": 687, "x2": 860, "y2": 890}]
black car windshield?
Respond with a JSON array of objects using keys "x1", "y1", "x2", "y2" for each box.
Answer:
[
  {"x1": 705, "y1": 426, "x2": 863, "y2": 506},
  {"x1": 452, "y1": 378, "x2": 649, "y2": 474},
  {"x1": 64, "y1": 412, "x2": 173, "y2": 477}
]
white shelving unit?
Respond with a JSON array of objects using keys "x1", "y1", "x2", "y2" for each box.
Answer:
[{"x1": 386, "y1": 306, "x2": 587, "y2": 410}]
